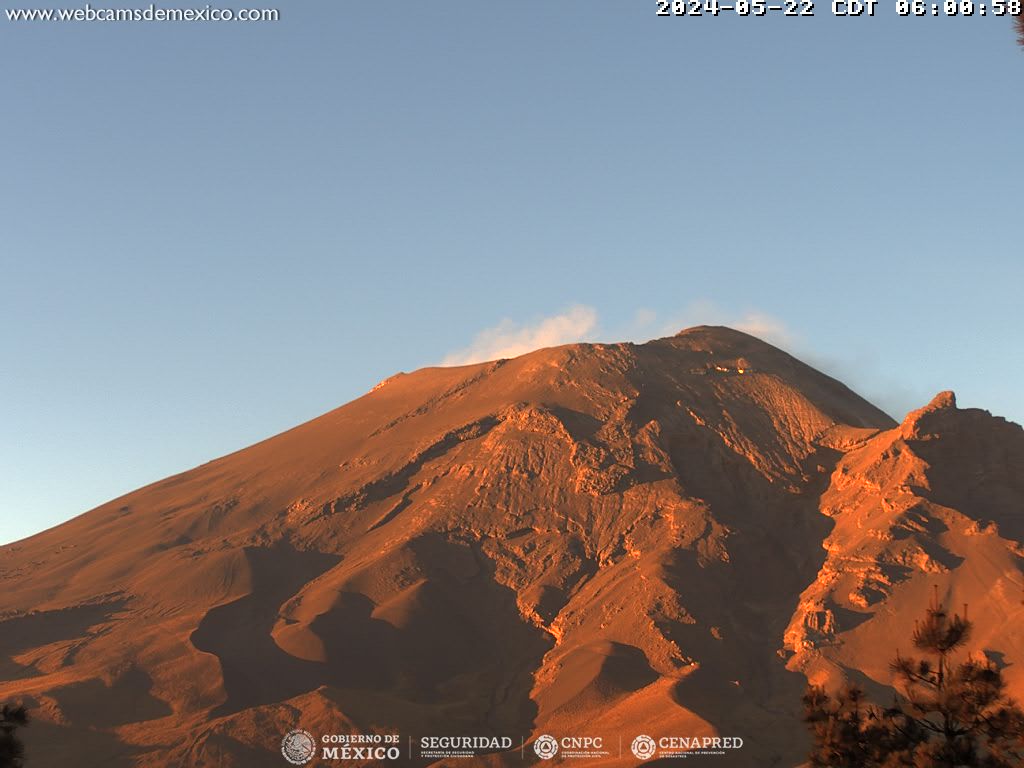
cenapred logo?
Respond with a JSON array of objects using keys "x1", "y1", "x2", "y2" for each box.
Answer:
[
  {"x1": 631, "y1": 734, "x2": 657, "y2": 760},
  {"x1": 630, "y1": 734, "x2": 744, "y2": 760},
  {"x1": 533, "y1": 734, "x2": 559, "y2": 760},
  {"x1": 280, "y1": 729, "x2": 316, "y2": 765}
]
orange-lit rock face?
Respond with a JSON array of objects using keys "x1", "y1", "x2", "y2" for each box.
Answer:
[{"x1": 2, "y1": 326, "x2": 1021, "y2": 768}]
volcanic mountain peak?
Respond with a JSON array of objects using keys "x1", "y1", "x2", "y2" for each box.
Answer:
[{"x1": 2, "y1": 331, "x2": 1022, "y2": 768}]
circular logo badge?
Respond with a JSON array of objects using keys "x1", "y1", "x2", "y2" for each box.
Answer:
[
  {"x1": 534, "y1": 734, "x2": 559, "y2": 760},
  {"x1": 281, "y1": 729, "x2": 316, "y2": 765},
  {"x1": 631, "y1": 734, "x2": 657, "y2": 760}
]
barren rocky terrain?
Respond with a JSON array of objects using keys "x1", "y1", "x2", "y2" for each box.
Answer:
[{"x1": 2, "y1": 326, "x2": 1021, "y2": 767}]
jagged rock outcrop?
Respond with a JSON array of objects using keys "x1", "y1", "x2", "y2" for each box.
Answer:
[{"x1": 785, "y1": 389, "x2": 1024, "y2": 705}]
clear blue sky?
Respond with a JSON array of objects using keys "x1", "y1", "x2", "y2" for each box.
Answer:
[{"x1": 2, "y1": 2, "x2": 1021, "y2": 545}]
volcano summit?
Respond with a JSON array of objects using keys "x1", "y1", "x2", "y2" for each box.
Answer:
[{"x1": 2, "y1": 327, "x2": 1022, "y2": 767}]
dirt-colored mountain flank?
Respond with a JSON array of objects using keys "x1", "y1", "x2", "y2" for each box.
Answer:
[{"x1": 2, "y1": 327, "x2": 1022, "y2": 767}]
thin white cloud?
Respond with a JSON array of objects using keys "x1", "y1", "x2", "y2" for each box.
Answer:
[
  {"x1": 440, "y1": 301, "x2": 918, "y2": 420},
  {"x1": 731, "y1": 312, "x2": 796, "y2": 349},
  {"x1": 441, "y1": 302, "x2": 796, "y2": 367},
  {"x1": 651, "y1": 301, "x2": 798, "y2": 350},
  {"x1": 631, "y1": 307, "x2": 657, "y2": 330},
  {"x1": 441, "y1": 305, "x2": 599, "y2": 366}
]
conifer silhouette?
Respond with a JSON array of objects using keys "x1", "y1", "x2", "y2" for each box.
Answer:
[
  {"x1": 0, "y1": 703, "x2": 28, "y2": 768},
  {"x1": 804, "y1": 590, "x2": 1024, "y2": 767}
]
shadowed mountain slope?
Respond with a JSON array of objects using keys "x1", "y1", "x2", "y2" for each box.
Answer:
[{"x1": 2, "y1": 327, "x2": 1021, "y2": 767}]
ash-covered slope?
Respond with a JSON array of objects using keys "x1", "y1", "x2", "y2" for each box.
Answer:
[{"x1": 2, "y1": 327, "x2": 1019, "y2": 768}]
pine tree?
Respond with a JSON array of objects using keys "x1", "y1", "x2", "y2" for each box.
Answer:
[
  {"x1": 803, "y1": 683, "x2": 914, "y2": 767},
  {"x1": 804, "y1": 592, "x2": 1024, "y2": 767},
  {"x1": 0, "y1": 703, "x2": 29, "y2": 768}
]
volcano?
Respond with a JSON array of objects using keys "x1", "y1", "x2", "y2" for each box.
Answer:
[{"x1": 2, "y1": 326, "x2": 1022, "y2": 767}]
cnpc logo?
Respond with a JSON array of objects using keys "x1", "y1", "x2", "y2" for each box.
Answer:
[
  {"x1": 533, "y1": 735, "x2": 559, "y2": 759},
  {"x1": 533, "y1": 734, "x2": 605, "y2": 760}
]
